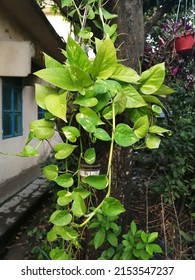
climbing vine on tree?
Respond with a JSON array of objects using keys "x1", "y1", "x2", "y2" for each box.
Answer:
[{"x1": 2, "y1": 0, "x2": 175, "y2": 259}]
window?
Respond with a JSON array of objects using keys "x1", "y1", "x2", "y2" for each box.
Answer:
[
  {"x1": 38, "y1": 106, "x2": 45, "y2": 119},
  {"x1": 2, "y1": 78, "x2": 23, "y2": 139}
]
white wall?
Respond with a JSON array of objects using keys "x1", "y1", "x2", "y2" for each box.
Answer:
[
  {"x1": 0, "y1": 84, "x2": 56, "y2": 185},
  {"x1": 0, "y1": 9, "x2": 60, "y2": 191}
]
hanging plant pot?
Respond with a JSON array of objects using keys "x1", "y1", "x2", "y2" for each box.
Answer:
[
  {"x1": 80, "y1": 163, "x2": 101, "y2": 179},
  {"x1": 175, "y1": 32, "x2": 195, "y2": 56}
]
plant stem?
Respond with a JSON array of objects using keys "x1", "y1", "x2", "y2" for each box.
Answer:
[{"x1": 77, "y1": 101, "x2": 116, "y2": 228}]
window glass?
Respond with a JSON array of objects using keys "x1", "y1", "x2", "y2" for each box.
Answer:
[{"x1": 2, "y1": 78, "x2": 23, "y2": 139}]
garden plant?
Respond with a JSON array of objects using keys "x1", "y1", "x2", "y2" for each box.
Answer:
[{"x1": 1, "y1": 0, "x2": 175, "y2": 259}]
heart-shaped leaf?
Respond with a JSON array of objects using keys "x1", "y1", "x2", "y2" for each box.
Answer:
[
  {"x1": 102, "y1": 197, "x2": 125, "y2": 216},
  {"x1": 43, "y1": 164, "x2": 58, "y2": 180},
  {"x1": 115, "y1": 123, "x2": 138, "y2": 147},
  {"x1": 83, "y1": 175, "x2": 108, "y2": 190},
  {"x1": 30, "y1": 119, "x2": 55, "y2": 139}
]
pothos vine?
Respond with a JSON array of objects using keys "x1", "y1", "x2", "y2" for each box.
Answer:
[{"x1": 18, "y1": 0, "x2": 175, "y2": 259}]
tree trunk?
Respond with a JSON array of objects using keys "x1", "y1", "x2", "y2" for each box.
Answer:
[
  {"x1": 108, "y1": 0, "x2": 144, "y2": 69},
  {"x1": 107, "y1": 0, "x2": 145, "y2": 233}
]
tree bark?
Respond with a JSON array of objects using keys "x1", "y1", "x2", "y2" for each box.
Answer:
[
  {"x1": 106, "y1": 0, "x2": 145, "y2": 233},
  {"x1": 108, "y1": 0, "x2": 144, "y2": 70}
]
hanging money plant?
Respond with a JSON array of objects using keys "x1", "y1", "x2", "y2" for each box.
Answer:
[{"x1": 21, "y1": 0, "x2": 174, "y2": 259}]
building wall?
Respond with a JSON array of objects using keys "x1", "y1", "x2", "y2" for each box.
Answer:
[{"x1": 0, "y1": 7, "x2": 59, "y2": 201}]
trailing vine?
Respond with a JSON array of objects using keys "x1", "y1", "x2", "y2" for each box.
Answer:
[{"x1": 1, "y1": 0, "x2": 175, "y2": 259}]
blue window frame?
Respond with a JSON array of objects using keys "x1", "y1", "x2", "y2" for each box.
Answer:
[{"x1": 2, "y1": 77, "x2": 23, "y2": 139}]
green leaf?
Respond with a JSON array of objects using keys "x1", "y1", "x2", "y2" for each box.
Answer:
[
  {"x1": 94, "y1": 81, "x2": 107, "y2": 94},
  {"x1": 87, "y1": 5, "x2": 95, "y2": 19},
  {"x1": 102, "y1": 104, "x2": 118, "y2": 120},
  {"x1": 61, "y1": 0, "x2": 72, "y2": 8},
  {"x1": 45, "y1": 92, "x2": 67, "y2": 122},
  {"x1": 94, "y1": 228, "x2": 106, "y2": 249},
  {"x1": 50, "y1": 210, "x2": 72, "y2": 226},
  {"x1": 103, "y1": 23, "x2": 117, "y2": 37},
  {"x1": 66, "y1": 35, "x2": 91, "y2": 73},
  {"x1": 102, "y1": 7, "x2": 118, "y2": 20},
  {"x1": 30, "y1": 119, "x2": 55, "y2": 139},
  {"x1": 78, "y1": 27, "x2": 93, "y2": 39},
  {"x1": 50, "y1": 247, "x2": 68, "y2": 260},
  {"x1": 64, "y1": 227, "x2": 79, "y2": 240},
  {"x1": 55, "y1": 174, "x2": 74, "y2": 188},
  {"x1": 111, "y1": 64, "x2": 140, "y2": 84},
  {"x1": 35, "y1": 67, "x2": 77, "y2": 91},
  {"x1": 127, "y1": 107, "x2": 151, "y2": 123},
  {"x1": 130, "y1": 221, "x2": 137, "y2": 236},
  {"x1": 43, "y1": 164, "x2": 58, "y2": 180},
  {"x1": 69, "y1": 65, "x2": 93, "y2": 91},
  {"x1": 115, "y1": 123, "x2": 138, "y2": 147},
  {"x1": 142, "y1": 95, "x2": 165, "y2": 108},
  {"x1": 92, "y1": 38, "x2": 117, "y2": 79},
  {"x1": 20, "y1": 145, "x2": 39, "y2": 157},
  {"x1": 107, "y1": 232, "x2": 118, "y2": 247},
  {"x1": 133, "y1": 116, "x2": 149, "y2": 139},
  {"x1": 57, "y1": 191, "x2": 73, "y2": 206},
  {"x1": 47, "y1": 229, "x2": 57, "y2": 242},
  {"x1": 149, "y1": 125, "x2": 171, "y2": 136},
  {"x1": 139, "y1": 63, "x2": 165, "y2": 95},
  {"x1": 123, "y1": 85, "x2": 147, "y2": 108},
  {"x1": 153, "y1": 84, "x2": 175, "y2": 96},
  {"x1": 102, "y1": 197, "x2": 125, "y2": 216},
  {"x1": 74, "y1": 95, "x2": 98, "y2": 107},
  {"x1": 44, "y1": 53, "x2": 64, "y2": 68},
  {"x1": 141, "y1": 231, "x2": 147, "y2": 243},
  {"x1": 83, "y1": 175, "x2": 108, "y2": 190},
  {"x1": 114, "y1": 92, "x2": 127, "y2": 114},
  {"x1": 145, "y1": 134, "x2": 161, "y2": 149},
  {"x1": 72, "y1": 187, "x2": 91, "y2": 199},
  {"x1": 105, "y1": 80, "x2": 122, "y2": 97},
  {"x1": 72, "y1": 193, "x2": 86, "y2": 217},
  {"x1": 152, "y1": 105, "x2": 163, "y2": 116},
  {"x1": 84, "y1": 148, "x2": 96, "y2": 164},
  {"x1": 54, "y1": 143, "x2": 77, "y2": 159},
  {"x1": 35, "y1": 84, "x2": 57, "y2": 109},
  {"x1": 76, "y1": 107, "x2": 104, "y2": 133},
  {"x1": 150, "y1": 244, "x2": 163, "y2": 253},
  {"x1": 94, "y1": 128, "x2": 111, "y2": 141},
  {"x1": 148, "y1": 232, "x2": 158, "y2": 243},
  {"x1": 62, "y1": 126, "x2": 80, "y2": 142}
]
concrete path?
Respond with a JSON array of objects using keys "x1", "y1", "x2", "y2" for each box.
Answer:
[{"x1": 0, "y1": 175, "x2": 48, "y2": 251}]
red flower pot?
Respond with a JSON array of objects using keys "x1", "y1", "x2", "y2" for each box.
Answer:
[{"x1": 175, "y1": 33, "x2": 195, "y2": 55}]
